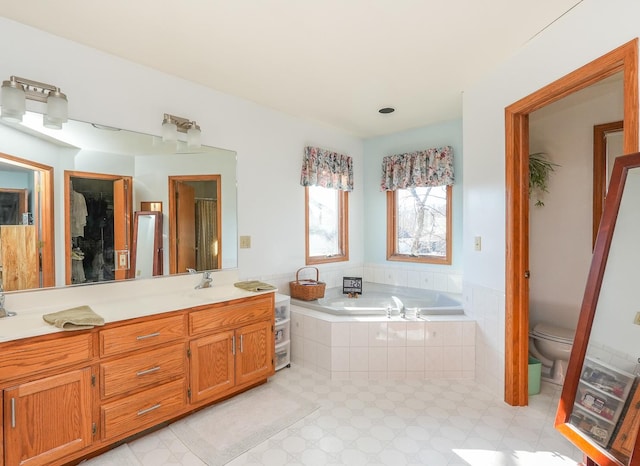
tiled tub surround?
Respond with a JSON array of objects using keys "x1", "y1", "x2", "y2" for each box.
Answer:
[{"x1": 291, "y1": 305, "x2": 475, "y2": 380}]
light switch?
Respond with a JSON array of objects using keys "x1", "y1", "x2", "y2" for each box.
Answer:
[
  {"x1": 239, "y1": 235, "x2": 251, "y2": 249},
  {"x1": 634, "y1": 312, "x2": 640, "y2": 325},
  {"x1": 474, "y1": 236, "x2": 482, "y2": 251}
]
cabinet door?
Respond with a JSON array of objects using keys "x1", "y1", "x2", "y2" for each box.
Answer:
[
  {"x1": 4, "y1": 368, "x2": 93, "y2": 466},
  {"x1": 189, "y1": 330, "x2": 235, "y2": 403},
  {"x1": 235, "y1": 320, "x2": 274, "y2": 387}
]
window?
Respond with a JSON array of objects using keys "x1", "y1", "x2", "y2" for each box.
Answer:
[
  {"x1": 387, "y1": 185, "x2": 451, "y2": 264},
  {"x1": 305, "y1": 185, "x2": 348, "y2": 264}
]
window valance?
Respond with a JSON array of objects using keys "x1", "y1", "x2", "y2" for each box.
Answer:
[
  {"x1": 380, "y1": 146, "x2": 454, "y2": 191},
  {"x1": 300, "y1": 146, "x2": 353, "y2": 192}
]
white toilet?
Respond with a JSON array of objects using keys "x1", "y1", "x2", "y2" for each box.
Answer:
[{"x1": 529, "y1": 322, "x2": 575, "y2": 385}]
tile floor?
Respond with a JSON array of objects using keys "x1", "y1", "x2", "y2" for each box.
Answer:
[{"x1": 84, "y1": 364, "x2": 583, "y2": 465}]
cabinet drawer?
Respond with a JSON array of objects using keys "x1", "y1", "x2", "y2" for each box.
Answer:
[
  {"x1": 100, "y1": 343, "x2": 186, "y2": 399},
  {"x1": 0, "y1": 333, "x2": 92, "y2": 381},
  {"x1": 101, "y1": 378, "x2": 185, "y2": 439},
  {"x1": 100, "y1": 314, "x2": 185, "y2": 357},
  {"x1": 190, "y1": 295, "x2": 274, "y2": 336}
]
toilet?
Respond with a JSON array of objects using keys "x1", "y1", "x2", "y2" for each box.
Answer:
[{"x1": 529, "y1": 322, "x2": 575, "y2": 385}]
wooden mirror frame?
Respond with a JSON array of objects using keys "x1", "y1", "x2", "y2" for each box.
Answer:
[
  {"x1": 130, "y1": 211, "x2": 163, "y2": 278},
  {"x1": 555, "y1": 152, "x2": 640, "y2": 466}
]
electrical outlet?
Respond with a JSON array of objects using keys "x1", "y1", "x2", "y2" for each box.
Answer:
[
  {"x1": 239, "y1": 235, "x2": 251, "y2": 249},
  {"x1": 634, "y1": 312, "x2": 640, "y2": 325}
]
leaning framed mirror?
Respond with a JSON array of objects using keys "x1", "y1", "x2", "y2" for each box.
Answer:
[{"x1": 556, "y1": 152, "x2": 640, "y2": 466}]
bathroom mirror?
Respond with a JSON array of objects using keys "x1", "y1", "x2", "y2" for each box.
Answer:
[
  {"x1": 0, "y1": 111, "x2": 238, "y2": 290},
  {"x1": 556, "y1": 152, "x2": 640, "y2": 466},
  {"x1": 131, "y1": 211, "x2": 163, "y2": 279}
]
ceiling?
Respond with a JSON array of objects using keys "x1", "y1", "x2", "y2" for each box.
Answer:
[{"x1": 2, "y1": 1, "x2": 583, "y2": 138}]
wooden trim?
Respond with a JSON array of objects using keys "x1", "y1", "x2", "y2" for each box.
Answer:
[
  {"x1": 593, "y1": 121, "x2": 624, "y2": 247},
  {"x1": 504, "y1": 39, "x2": 638, "y2": 406},
  {"x1": 385, "y1": 185, "x2": 453, "y2": 265},
  {"x1": 0, "y1": 152, "x2": 54, "y2": 288},
  {"x1": 168, "y1": 174, "x2": 222, "y2": 274},
  {"x1": 554, "y1": 153, "x2": 640, "y2": 466},
  {"x1": 305, "y1": 187, "x2": 350, "y2": 265}
]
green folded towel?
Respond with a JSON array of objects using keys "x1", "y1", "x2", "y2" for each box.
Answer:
[
  {"x1": 234, "y1": 280, "x2": 277, "y2": 292},
  {"x1": 42, "y1": 305, "x2": 105, "y2": 331}
]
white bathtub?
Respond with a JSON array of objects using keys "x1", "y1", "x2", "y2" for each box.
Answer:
[{"x1": 291, "y1": 282, "x2": 464, "y2": 316}]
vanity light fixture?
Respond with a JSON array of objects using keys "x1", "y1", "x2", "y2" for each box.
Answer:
[
  {"x1": 161, "y1": 113, "x2": 201, "y2": 149},
  {"x1": 0, "y1": 76, "x2": 68, "y2": 129}
]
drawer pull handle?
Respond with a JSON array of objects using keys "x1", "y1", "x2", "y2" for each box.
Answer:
[
  {"x1": 11, "y1": 398, "x2": 15, "y2": 428},
  {"x1": 136, "y1": 332, "x2": 160, "y2": 340},
  {"x1": 137, "y1": 403, "x2": 161, "y2": 416},
  {"x1": 136, "y1": 366, "x2": 161, "y2": 377},
  {"x1": 240, "y1": 334, "x2": 244, "y2": 353},
  {"x1": 232, "y1": 335, "x2": 236, "y2": 355}
]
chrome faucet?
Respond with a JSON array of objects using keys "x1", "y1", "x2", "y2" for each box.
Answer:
[
  {"x1": 0, "y1": 285, "x2": 16, "y2": 318},
  {"x1": 194, "y1": 271, "x2": 213, "y2": 289},
  {"x1": 391, "y1": 296, "x2": 405, "y2": 319}
]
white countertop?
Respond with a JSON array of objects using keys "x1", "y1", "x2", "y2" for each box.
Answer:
[{"x1": 0, "y1": 271, "x2": 275, "y2": 342}]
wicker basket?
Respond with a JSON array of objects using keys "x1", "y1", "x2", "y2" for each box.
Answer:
[{"x1": 289, "y1": 267, "x2": 326, "y2": 301}]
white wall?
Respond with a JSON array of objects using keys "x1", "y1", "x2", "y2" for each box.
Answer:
[
  {"x1": 0, "y1": 18, "x2": 364, "y2": 284},
  {"x1": 463, "y1": 0, "x2": 640, "y2": 393},
  {"x1": 529, "y1": 78, "x2": 623, "y2": 331}
]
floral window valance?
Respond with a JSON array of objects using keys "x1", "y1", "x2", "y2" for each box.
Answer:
[
  {"x1": 380, "y1": 146, "x2": 454, "y2": 191},
  {"x1": 300, "y1": 146, "x2": 353, "y2": 192}
]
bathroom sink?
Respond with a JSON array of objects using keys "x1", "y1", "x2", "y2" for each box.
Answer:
[{"x1": 184, "y1": 286, "x2": 253, "y2": 304}]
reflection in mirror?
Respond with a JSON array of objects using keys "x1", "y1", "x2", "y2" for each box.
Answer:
[
  {"x1": 0, "y1": 151, "x2": 54, "y2": 289},
  {"x1": 556, "y1": 154, "x2": 640, "y2": 466},
  {"x1": 168, "y1": 175, "x2": 221, "y2": 274},
  {"x1": 0, "y1": 111, "x2": 237, "y2": 290},
  {"x1": 65, "y1": 171, "x2": 133, "y2": 285},
  {"x1": 131, "y1": 211, "x2": 163, "y2": 279}
]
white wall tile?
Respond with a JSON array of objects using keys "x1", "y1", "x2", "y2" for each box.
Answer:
[
  {"x1": 303, "y1": 315, "x2": 317, "y2": 341},
  {"x1": 387, "y1": 321, "x2": 407, "y2": 347},
  {"x1": 406, "y1": 347, "x2": 425, "y2": 371},
  {"x1": 368, "y1": 322, "x2": 388, "y2": 347},
  {"x1": 387, "y1": 347, "x2": 407, "y2": 372},
  {"x1": 369, "y1": 347, "x2": 388, "y2": 372},
  {"x1": 442, "y1": 322, "x2": 463, "y2": 347},
  {"x1": 291, "y1": 312, "x2": 304, "y2": 336},
  {"x1": 317, "y1": 344, "x2": 331, "y2": 371},
  {"x1": 425, "y1": 346, "x2": 444, "y2": 371},
  {"x1": 331, "y1": 347, "x2": 350, "y2": 372},
  {"x1": 331, "y1": 322, "x2": 350, "y2": 346},
  {"x1": 419, "y1": 271, "x2": 435, "y2": 290},
  {"x1": 350, "y1": 347, "x2": 369, "y2": 371},
  {"x1": 316, "y1": 320, "x2": 331, "y2": 345},
  {"x1": 424, "y1": 322, "x2": 444, "y2": 347},
  {"x1": 443, "y1": 346, "x2": 463, "y2": 372},
  {"x1": 291, "y1": 335, "x2": 304, "y2": 364},
  {"x1": 406, "y1": 321, "x2": 425, "y2": 347},
  {"x1": 350, "y1": 323, "x2": 369, "y2": 347}
]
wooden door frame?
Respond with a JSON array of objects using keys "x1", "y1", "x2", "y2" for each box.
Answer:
[
  {"x1": 64, "y1": 171, "x2": 133, "y2": 285},
  {"x1": 504, "y1": 39, "x2": 638, "y2": 406},
  {"x1": 593, "y1": 120, "x2": 624, "y2": 246},
  {"x1": 0, "y1": 152, "x2": 54, "y2": 288}
]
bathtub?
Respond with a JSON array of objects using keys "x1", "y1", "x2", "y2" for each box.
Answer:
[{"x1": 291, "y1": 282, "x2": 464, "y2": 316}]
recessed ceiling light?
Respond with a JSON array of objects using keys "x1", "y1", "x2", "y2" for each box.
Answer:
[{"x1": 378, "y1": 107, "x2": 395, "y2": 114}]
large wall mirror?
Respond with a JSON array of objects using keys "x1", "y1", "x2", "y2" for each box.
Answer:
[
  {"x1": 556, "y1": 152, "x2": 640, "y2": 466},
  {"x1": 0, "y1": 111, "x2": 237, "y2": 291}
]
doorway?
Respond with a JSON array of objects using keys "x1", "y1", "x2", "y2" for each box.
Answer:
[
  {"x1": 168, "y1": 175, "x2": 222, "y2": 274},
  {"x1": 504, "y1": 39, "x2": 638, "y2": 406}
]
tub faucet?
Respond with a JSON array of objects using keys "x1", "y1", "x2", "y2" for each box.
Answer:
[
  {"x1": 391, "y1": 296, "x2": 405, "y2": 319},
  {"x1": 195, "y1": 271, "x2": 213, "y2": 289}
]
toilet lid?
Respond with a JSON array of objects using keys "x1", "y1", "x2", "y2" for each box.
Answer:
[{"x1": 531, "y1": 322, "x2": 575, "y2": 344}]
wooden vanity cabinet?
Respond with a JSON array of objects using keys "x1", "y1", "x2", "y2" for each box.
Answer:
[
  {"x1": 98, "y1": 314, "x2": 187, "y2": 441},
  {"x1": 4, "y1": 368, "x2": 94, "y2": 466},
  {"x1": 189, "y1": 294, "x2": 275, "y2": 404},
  {"x1": 0, "y1": 292, "x2": 276, "y2": 466},
  {"x1": 0, "y1": 333, "x2": 94, "y2": 466}
]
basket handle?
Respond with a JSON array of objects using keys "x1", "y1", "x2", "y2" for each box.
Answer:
[{"x1": 295, "y1": 266, "x2": 319, "y2": 283}]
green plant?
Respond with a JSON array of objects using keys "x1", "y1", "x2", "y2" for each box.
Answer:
[{"x1": 529, "y1": 152, "x2": 558, "y2": 207}]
